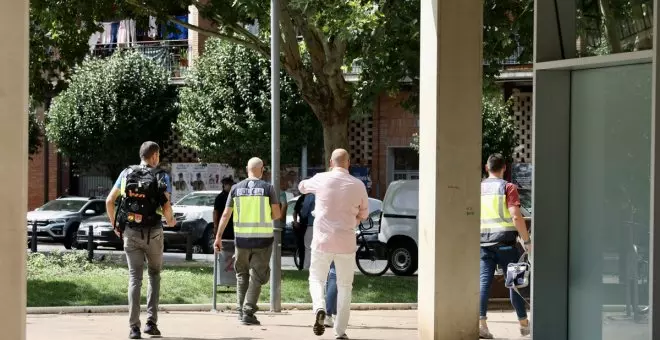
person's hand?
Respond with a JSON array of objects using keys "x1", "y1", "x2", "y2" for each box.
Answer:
[
  {"x1": 113, "y1": 228, "x2": 121, "y2": 238},
  {"x1": 214, "y1": 237, "x2": 223, "y2": 253},
  {"x1": 166, "y1": 217, "x2": 177, "y2": 228},
  {"x1": 524, "y1": 242, "x2": 532, "y2": 254}
]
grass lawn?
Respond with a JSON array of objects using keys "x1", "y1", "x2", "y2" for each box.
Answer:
[{"x1": 27, "y1": 252, "x2": 417, "y2": 307}]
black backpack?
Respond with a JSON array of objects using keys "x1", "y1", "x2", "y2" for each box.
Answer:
[{"x1": 116, "y1": 165, "x2": 166, "y2": 231}]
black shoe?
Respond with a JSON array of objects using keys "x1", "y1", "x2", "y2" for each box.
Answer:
[
  {"x1": 143, "y1": 321, "x2": 161, "y2": 337},
  {"x1": 129, "y1": 326, "x2": 141, "y2": 339},
  {"x1": 313, "y1": 309, "x2": 326, "y2": 336},
  {"x1": 241, "y1": 313, "x2": 261, "y2": 325},
  {"x1": 237, "y1": 310, "x2": 243, "y2": 321}
]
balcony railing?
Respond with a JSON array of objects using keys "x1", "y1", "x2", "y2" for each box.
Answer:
[{"x1": 92, "y1": 40, "x2": 190, "y2": 79}]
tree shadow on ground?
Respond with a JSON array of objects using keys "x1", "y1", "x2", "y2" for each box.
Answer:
[{"x1": 27, "y1": 279, "x2": 127, "y2": 307}]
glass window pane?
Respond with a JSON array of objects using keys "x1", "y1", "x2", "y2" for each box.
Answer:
[
  {"x1": 576, "y1": 0, "x2": 653, "y2": 57},
  {"x1": 393, "y1": 148, "x2": 420, "y2": 171},
  {"x1": 569, "y1": 63, "x2": 651, "y2": 339}
]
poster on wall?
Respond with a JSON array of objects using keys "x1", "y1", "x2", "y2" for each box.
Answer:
[
  {"x1": 170, "y1": 163, "x2": 235, "y2": 203},
  {"x1": 511, "y1": 163, "x2": 533, "y2": 190}
]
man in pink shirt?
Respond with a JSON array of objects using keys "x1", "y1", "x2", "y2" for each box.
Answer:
[{"x1": 298, "y1": 149, "x2": 369, "y2": 340}]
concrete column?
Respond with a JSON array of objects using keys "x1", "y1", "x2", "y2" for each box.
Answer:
[
  {"x1": 418, "y1": 0, "x2": 482, "y2": 339},
  {"x1": 0, "y1": 1, "x2": 28, "y2": 339}
]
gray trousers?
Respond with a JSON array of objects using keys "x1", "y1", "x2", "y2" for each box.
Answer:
[
  {"x1": 124, "y1": 227, "x2": 164, "y2": 328},
  {"x1": 234, "y1": 245, "x2": 272, "y2": 314}
]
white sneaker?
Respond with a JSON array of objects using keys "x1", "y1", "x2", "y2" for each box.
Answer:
[{"x1": 324, "y1": 315, "x2": 334, "y2": 328}]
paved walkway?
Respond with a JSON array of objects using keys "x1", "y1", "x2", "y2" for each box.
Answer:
[{"x1": 27, "y1": 310, "x2": 526, "y2": 340}]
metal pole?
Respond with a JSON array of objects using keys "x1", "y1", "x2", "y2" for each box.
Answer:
[
  {"x1": 301, "y1": 145, "x2": 308, "y2": 180},
  {"x1": 269, "y1": 0, "x2": 282, "y2": 313},
  {"x1": 30, "y1": 221, "x2": 38, "y2": 252},
  {"x1": 212, "y1": 252, "x2": 218, "y2": 312},
  {"x1": 87, "y1": 225, "x2": 94, "y2": 262}
]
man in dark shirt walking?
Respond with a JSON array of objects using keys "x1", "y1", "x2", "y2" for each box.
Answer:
[{"x1": 214, "y1": 177, "x2": 235, "y2": 240}]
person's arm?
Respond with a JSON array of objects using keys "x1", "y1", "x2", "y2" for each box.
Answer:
[
  {"x1": 356, "y1": 187, "x2": 370, "y2": 221},
  {"x1": 298, "y1": 174, "x2": 320, "y2": 194},
  {"x1": 106, "y1": 171, "x2": 124, "y2": 233},
  {"x1": 161, "y1": 175, "x2": 176, "y2": 227},
  {"x1": 292, "y1": 194, "x2": 305, "y2": 223},
  {"x1": 506, "y1": 184, "x2": 531, "y2": 251},
  {"x1": 269, "y1": 185, "x2": 282, "y2": 220}
]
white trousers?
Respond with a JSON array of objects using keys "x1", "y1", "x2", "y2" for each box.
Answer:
[
  {"x1": 309, "y1": 250, "x2": 355, "y2": 337},
  {"x1": 303, "y1": 227, "x2": 313, "y2": 269}
]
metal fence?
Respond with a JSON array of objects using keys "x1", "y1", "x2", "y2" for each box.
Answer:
[{"x1": 92, "y1": 40, "x2": 190, "y2": 79}]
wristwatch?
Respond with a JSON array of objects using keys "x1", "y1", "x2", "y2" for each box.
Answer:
[{"x1": 523, "y1": 239, "x2": 532, "y2": 245}]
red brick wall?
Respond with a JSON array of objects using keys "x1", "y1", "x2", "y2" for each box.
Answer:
[
  {"x1": 28, "y1": 142, "x2": 60, "y2": 211},
  {"x1": 370, "y1": 92, "x2": 418, "y2": 199}
]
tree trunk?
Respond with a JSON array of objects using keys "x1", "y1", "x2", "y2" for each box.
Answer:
[
  {"x1": 599, "y1": 0, "x2": 622, "y2": 53},
  {"x1": 320, "y1": 115, "x2": 350, "y2": 169}
]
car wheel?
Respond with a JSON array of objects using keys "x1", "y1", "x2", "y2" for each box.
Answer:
[
  {"x1": 63, "y1": 224, "x2": 79, "y2": 250},
  {"x1": 388, "y1": 240, "x2": 418, "y2": 276},
  {"x1": 201, "y1": 225, "x2": 215, "y2": 254}
]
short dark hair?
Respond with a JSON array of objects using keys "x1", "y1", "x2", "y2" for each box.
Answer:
[
  {"x1": 221, "y1": 176, "x2": 234, "y2": 185},
  {"x1": 139, "y1": 141, "x2": 160, "y2": 160},
  {"x1": 486, "y1": 153, "x2": 506, "y2": 173}
]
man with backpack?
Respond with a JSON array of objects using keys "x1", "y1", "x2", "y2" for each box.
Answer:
[{"x1": 106, "y1": 141, "x2": 176, "y2": 339}]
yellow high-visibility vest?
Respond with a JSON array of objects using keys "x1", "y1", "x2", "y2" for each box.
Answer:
[
  {"x1": 480, "y1": 178, "x2": 516, "y2": 244},
  {"x1": 233, "y1": 195, "x2": 273, "y2": 239}
]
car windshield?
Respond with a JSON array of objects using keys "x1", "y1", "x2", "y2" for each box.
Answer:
[
  {"x1": 519, "y1": 189, "x2": 532, "y2": 213},
  {"x1": 175, "y1": 193, "x2": 217, "y2": 207},
  {"x1": 38, "y1": 200, "x2": 87, "y2": 212}
]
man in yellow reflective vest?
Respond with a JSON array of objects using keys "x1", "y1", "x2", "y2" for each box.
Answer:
[
  {"x1": 214, "y1": 157, "x2": 281, "y2": 326},
  {"x1": 479, "y1": 154, "x2": 532, "y2": 339}
]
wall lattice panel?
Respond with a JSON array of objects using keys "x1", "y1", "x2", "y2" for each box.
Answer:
[
  {"x1": 161, "y1": 130, "x2": 199, "y2": 164},
  {"x1": 511, "y1": 90, "x2": 533, "y2": 164},
  {"x1": 348, "y1": 116, "x2": 374, "y2": 166}
]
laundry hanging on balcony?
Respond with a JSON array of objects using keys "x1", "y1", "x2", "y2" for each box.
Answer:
[{"x1": 117, "y1": 19, "x2": 137, "y2": 47}]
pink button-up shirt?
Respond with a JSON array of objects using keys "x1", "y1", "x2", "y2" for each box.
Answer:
[{"x1": 298, "y1": 168, "x2": 369, "y2": 254}]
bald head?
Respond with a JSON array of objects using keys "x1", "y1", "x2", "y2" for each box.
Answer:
[
  {"x1": 247, "y1": 157, "x2": 264, "y2": 178},
  {"x1": 330, "y1": 149, "x2": 350, "y2": 169}
]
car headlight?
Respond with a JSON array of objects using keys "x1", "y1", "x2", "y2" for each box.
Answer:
[{"x1": 48, "y1": 219, "x2": 67, "y2": 224}]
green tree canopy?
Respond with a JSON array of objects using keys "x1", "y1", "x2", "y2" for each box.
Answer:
[
  {"x1": 118, "y1": 0, "x2": 534, "y2": 164},
  {"x1": 411, "y1": 93, "x2": 517, "y2": 171},
  {"x1": 177, "y1": 38, "x2": 322, "y2": 170},
  {"x1": 45, "y1": 52, "x2": 179, "y2": 177}
]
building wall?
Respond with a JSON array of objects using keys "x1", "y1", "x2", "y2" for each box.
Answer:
[
  {"x1": 27, "y1": 142, "x2": 59, "y2": 211},
  {"x1": 370, "y1": 92, "x2": 418, "y2": 199}
]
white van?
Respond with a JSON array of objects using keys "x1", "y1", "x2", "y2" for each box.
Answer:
[{"x1": 378, "y1": 180, "x2": 419, "y2": 276}]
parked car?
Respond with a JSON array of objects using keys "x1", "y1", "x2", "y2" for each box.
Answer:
[
  {"x1": 78, "y1": 190, "x2": 222, "y2": 253},
  {"x1": 170, "y1": 190, "x2": 222, "y2": 253},
  {"x1": 77, "y1": 213, "x2": 122, "y2": 250},
  {"x1": 26, "y1": 196, "x2": 107, "y2": 249},
  {"x1": 378, "y1": 180, "x2": 419, "y2": 276},
  {"x1": 378, "y1": 180, "x2": 534, "y2": 277}
]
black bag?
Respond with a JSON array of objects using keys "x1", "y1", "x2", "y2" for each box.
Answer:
[{"x1": 116, "y1": 166, "x2": 167, "y2": 232}]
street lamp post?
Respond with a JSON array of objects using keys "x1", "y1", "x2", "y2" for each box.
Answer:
[{"x1": 269, "y1": 0, "x2": 282, "y2": 313}]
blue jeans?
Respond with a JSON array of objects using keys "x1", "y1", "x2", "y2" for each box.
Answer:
[
  {"x1": 326, "y1": 261, "x2": 337, "y2": 315},
  {"x1": 480, "y1": 245, "x2": 527, "y2": 320}
]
